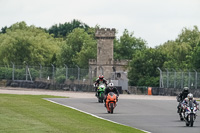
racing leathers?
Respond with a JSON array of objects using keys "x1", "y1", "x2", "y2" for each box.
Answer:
[
  {"x1": 104, "y1": 86, "x2": 119, "y2": 106},
  {"x1": 181, "y1": 98, "x2": 199, "y2": 114}
]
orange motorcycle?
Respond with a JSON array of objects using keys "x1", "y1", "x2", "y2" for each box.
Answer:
[{"x1": 105, "y1": 92, "x2": 117, "y2": 114}]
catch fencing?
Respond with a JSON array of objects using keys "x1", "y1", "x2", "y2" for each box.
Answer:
[
  {"x1": 157, "y1": 67, "x2": 200, "y2": 89},
  {"x1": 0, "y1": 63, "x2": 95, "y2": 86},
  {"x1": 0, "y1": 63, "x2": 128, "y2": 93}
]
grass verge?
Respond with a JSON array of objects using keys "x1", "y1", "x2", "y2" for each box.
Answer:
[{"x1": 0, "y1": 94, "x2": 145, "y2": 133}]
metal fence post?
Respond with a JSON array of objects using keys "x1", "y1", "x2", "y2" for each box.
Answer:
[
  {"x1": 75, "y1": 65, "x2": 80, "y2": 84},
  {"x1": 157, "y1": 67, "x2": 163, "y2": 88},
  {"x1": 39, "y1": 63, "x2": 42, "y2": 79},
  {"x1": 172, "y1": 68, "x2": 176, "y2": 88},
  {"x1": 188, "y1": 70, "x2": 191, "y2": 88},
  {"x1": 26, "y1": 64, "x2": 28, "y2": 81},
  {"x1": 165, "y1": 68, "x2": 169, "y2": 88},
  {"x1": 64, "y1": 64, "x2": 68, "y2": 80},
  {"x1": 51, "y1": 64, "x2": 55, "y2": 85},
  {"x1": 194, "y1": 69, "x2": 197, "y2": 89},
  {"x1": 11, "y1": 62, "x2": 15, "y2": 80},
  {"x1": 179, "y1": 69, "x2": 183, "y2": 89}
]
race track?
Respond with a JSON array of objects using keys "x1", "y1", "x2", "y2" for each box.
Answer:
[{"x1": 46, "y1": 97, "x2": 200, "y2": 133}]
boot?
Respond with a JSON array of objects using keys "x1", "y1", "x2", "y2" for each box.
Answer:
[{"x1": 177, "y1": 108, "x2": 180, "y2": 113}]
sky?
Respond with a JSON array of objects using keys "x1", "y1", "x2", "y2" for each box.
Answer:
[{"x1": 0, "y1": 0, "x2": 200, "y2": 48}]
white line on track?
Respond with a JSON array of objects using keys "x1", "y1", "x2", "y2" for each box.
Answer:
[{"x1": 44, "y1": 98, "x2": 151, "y2": 133}]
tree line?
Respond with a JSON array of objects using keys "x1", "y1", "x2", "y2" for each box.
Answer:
[{"x1": 0, "y1": 20, "x2": 200, "y2": 87}]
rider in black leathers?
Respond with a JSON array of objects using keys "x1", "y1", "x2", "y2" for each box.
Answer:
[
  {"x1": 177, "y1": 87, "x2": 190, "y2": 113},
  {"x1": 104, "y1": 83, "x2": 119, "y2": 107}
]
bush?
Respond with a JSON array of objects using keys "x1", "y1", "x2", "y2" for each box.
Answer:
[
  {"x1": 56, "y1": 75, "x2": 66, "y2": 84},
  {"x1": 69, "y1": 76, "x2": 76, "y2": 81},
  {"x1": 0, "y1": 67, "x2": 12, "y2": 80}
]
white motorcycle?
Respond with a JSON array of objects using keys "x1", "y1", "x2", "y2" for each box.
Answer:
[{"x1": 184, "y1": 101, "x2": 198, "y2": 127}]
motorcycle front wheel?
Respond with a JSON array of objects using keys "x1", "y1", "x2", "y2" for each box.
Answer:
[
  {"x1": 110, "y1": 103, "x2": 114, "y2": 114},
  {"x1": 190, "y1": 114, "x2": 194, "y2": 127}
]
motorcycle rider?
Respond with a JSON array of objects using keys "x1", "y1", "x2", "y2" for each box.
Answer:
[
  {"x1": 94, "y1": 75, "x2": 108, "y2": 97},
  {"x1": 104, "y1": 82, "x2": 119, "y2": 107},
  {"x1": 181, "y1": 93, "x2": 199, "y2": 114},
  {"x1": 177, "y1": 87, "x2": 190, "y2": 113}
]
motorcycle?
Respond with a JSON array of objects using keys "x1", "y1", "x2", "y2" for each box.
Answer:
[
  {"x1": 176, "y1": 95, "x2": 184, "y2": 121},
  {"x1": 96, "y1": 84, "x2": 106, "y2": 103},
  {"x1": 105, "y1": 92, "x2": 117, "y2": 114},
  {"x1": 184, "y1": 101, "x2": 198, "y2": 127}
]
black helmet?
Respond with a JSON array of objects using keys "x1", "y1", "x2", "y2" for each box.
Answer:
[{"x1": 183, "y1": 87, "x2": 189, "y2": 91}]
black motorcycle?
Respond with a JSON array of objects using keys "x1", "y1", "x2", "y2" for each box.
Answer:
[{"x1": 177, "y1": 95, "x2": 184, "y2": 121}]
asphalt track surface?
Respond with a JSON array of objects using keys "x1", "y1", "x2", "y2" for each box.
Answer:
[{"x1": 47, "y1": 97, "x2": 200, "y2": 133}]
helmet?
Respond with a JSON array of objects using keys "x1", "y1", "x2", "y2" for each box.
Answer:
[
  {"x1": 187, "y1": 93, "x2": 193, "y2": 100},
  {"x1": 108, "y1": 83, "x2": 114, "y2": 89},
  {"x1": 183, "y1": 87, "x2": 189, "y2": 91},
  {"x1": 99, "y1": 75, "x2": 104, "y2": 81}
]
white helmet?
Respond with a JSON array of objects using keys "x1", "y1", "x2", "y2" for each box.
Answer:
[
  {"x1": 187, "y1": 93, "x2": 193, "y2": 100},
  {"x1": 108, "y1": 83, "x2": 114, "y2": 88}
]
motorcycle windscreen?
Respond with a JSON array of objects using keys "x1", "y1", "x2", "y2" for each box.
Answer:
[{"x1": 189, "y1": 101, "x2": 194, "y2": 109}]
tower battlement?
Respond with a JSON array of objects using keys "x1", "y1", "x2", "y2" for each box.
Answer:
[
  {"x1": 114, "y1": 59, "x2": 129, "y2": 66},
  {"x1": 95, "y1": 28, "x2": 116, "y2": 38},
  {"x1": 89, "y1": 59, "x2": 97, "y2": 65}
]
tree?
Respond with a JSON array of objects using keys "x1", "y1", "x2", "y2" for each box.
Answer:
[
  {"x1": 114, "y1": 29, "x2": 147, "y2": 60},
  {"x1": 176, "y1": 26, "x2": 200, "y2": 48},
  {"x1": 58, "y1": 28, "x2": 96, "y2": 68},
  {"x1": 0, "y1": 21, "x2": 62, "y2": 65},
  {"x1": 128, "y1": 48, "x2": 166, "y2": 86},
  {"x1": 48, "y1": 19, "x2": 90, "y2": 38},
  {"x1": 157, "y1": 26, "x2": 200, "y2": 69},
  {"x1": 190, "y1": 40, "x2": 200, "y2": 69},
  {"x1": 0, "y1": 26, "x2": 8, "y2": 34},
  {"x1": 158, "y1": 41, "x2": 192, "y2": 69}
]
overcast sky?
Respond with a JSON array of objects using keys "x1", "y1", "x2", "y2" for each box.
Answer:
[{"x1": 0, "y1": 0, "x2": 200, "y2": 48}]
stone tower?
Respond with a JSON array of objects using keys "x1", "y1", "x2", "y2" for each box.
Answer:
[
  {"x1": 89, "y1": 28, "x2": 128, "y2": 81},
  {"x1": 95, "y1": 28, "x2": 115, "y2": 79},
  {"x1": 95, "y1": 28, "x2": 115, "y2": 78}
]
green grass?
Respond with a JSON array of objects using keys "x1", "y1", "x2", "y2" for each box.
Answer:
[{"x1": 0, "y1": 94, "x2": 145, "y2": 133}]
